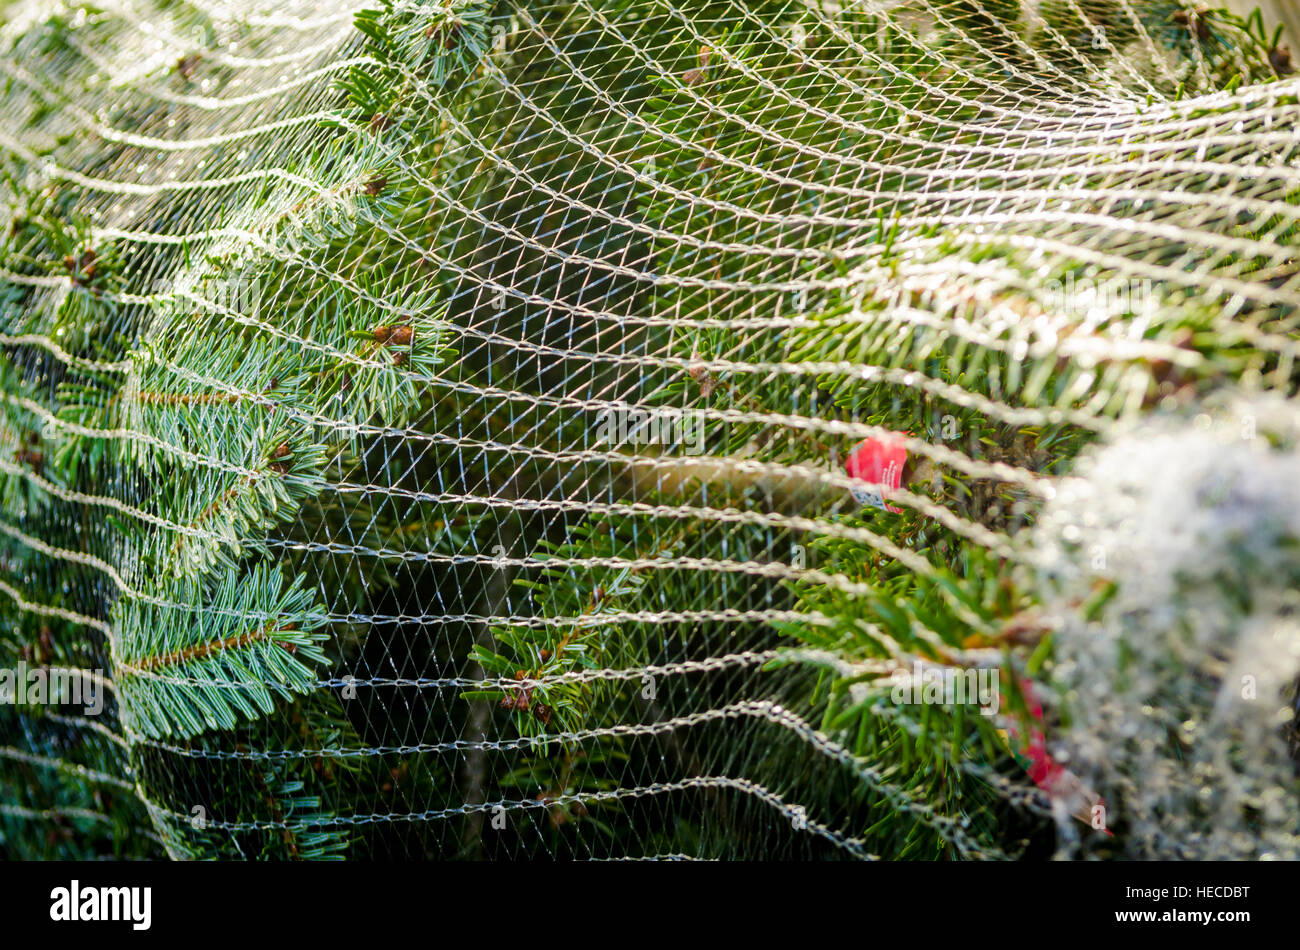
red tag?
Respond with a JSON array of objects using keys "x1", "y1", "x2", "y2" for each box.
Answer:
[
  {"x1": 844, "y1": 433, "x2": 908, "y2": 513},
  {"x1": 1011, "y1": 678, "x2": 1113, "y2": 836}
]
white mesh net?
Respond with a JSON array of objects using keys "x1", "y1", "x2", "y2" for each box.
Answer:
[{"x1": 1, "y1": 0, "x2": 1299, "y2": 860}]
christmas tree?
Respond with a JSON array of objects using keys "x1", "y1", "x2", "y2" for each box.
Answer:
[{"x1": 1, "y1": 0, "x2": 1298, "y2": 860}]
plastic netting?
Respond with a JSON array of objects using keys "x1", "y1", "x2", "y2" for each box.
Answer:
[{"x1": 1, "y1": 0, "x2": 1299, "y2": 860}]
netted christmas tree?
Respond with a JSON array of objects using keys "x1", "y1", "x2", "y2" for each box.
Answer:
[{"x1": 1, "y1": 0, "x2": 1299, "y2": 860}]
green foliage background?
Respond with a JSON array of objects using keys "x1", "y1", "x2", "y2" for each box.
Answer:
[{"x1": 0, "y1": 0, "x2": 1297, "y2": 859}]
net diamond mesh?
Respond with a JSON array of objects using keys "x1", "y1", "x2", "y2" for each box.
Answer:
[{"x1": 1, "y1": 0, "x2": 1299, "y2": 860}]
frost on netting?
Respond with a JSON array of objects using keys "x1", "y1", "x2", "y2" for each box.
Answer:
[
  {"x1": 0, "y1": 0, "x2": 1298, "y2": 859},
  {"x1": 1035, "y1": 392, "x2": 1300, "y2": 859}
]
